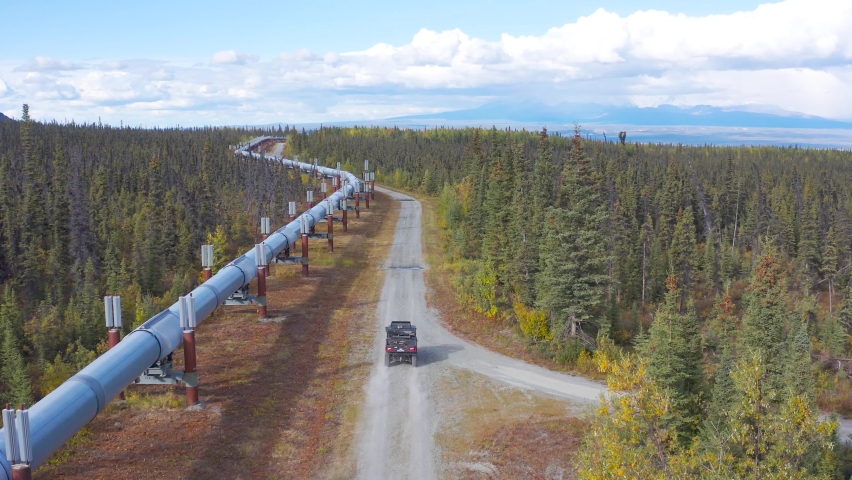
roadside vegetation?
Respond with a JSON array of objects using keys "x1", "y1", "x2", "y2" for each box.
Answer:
[{"x1": 291, "y1": 124, "x2": 852, "y2": 477}]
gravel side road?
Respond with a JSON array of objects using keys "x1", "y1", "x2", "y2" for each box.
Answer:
[{"x1": 355, "y1": 188, "x2": 607, "y2": 478}]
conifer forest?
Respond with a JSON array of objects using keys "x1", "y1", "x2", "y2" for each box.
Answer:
[
  {"x1": 290, "y1": 125, "x2": 852, "y2": 478},
  {"x1": 5, "y1": 110, "x2": 852, "y2": 476},
  {"x1": 0, "y1": 106, "x2": 297, "y2": 405}
]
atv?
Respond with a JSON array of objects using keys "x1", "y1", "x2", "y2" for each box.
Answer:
[{"x1": 384, "y1": 321, "x2": 418, "y2": 367}]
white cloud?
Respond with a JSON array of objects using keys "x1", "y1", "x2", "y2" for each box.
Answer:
[
  {"x1": 279, "y1": 48, "x2": 320, "y2": 63},
  {"x1": 15, "y1": 56, "x2": 80, "y2": 72},
  {"x1": 99, "y1": 60, "x2": 126, "y2": 71},
  {"x1": 2, "y1": 0, "x2": 852, "y2": 125},
  {"x1": 211, "y1": 50, "x2": 260, "y2": 65}
]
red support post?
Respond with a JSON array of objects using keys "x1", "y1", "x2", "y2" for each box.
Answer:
[
  {"x1": 257, "y1": 266, "x2": 267, "y2": 319},
  {"x1": 371, "y1": 180, "x2": 376, "y2": 200},
  {"x1": 203, "y1": 268, "x2": 212, "y2": 281},
  {"x1": 355, "y1": 192, "x2": 360, "y2": 218},
  {"x1": 301, "y1": 233, "x2": 309, "y2": 277},
  {"x1": 107, "y1": 311, "x2": 125, "y2": 400},
  {"x1": 12, "y1": 465, "x2": 32, "y2": 480},
  {"x1": 108, "y1": 329, "x2": 121, "y2": 350},
  {"x1": 343, "y1": 208, "x2": 348, "y2": 233},
  {"x1": 327, "y1": 212, "x2": 334, "y2": 252},
  {"x1": 365, "y1": 191, "x2": 370, "y2": 209},
  {"x1": 183, "y1": 329, "x2": 199, "y2": 406}
]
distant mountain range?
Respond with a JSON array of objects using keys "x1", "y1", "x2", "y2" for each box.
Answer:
[
  {"x1": 389, "y1": 102, "x2": 852, "y2": 130},
  {"x1": 0, "y1": 112, "x2": 11, "y2": 122}
]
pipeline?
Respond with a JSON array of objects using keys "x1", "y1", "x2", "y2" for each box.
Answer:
[{"x1": 0, "y1": 139, "x2": 361, "y2": 478}]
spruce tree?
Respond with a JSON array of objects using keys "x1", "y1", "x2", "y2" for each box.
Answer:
[
  {"x1": 785, "y1": 317, "x2": 815, "y2": 403},
  {"x1": 0, "y1": 288, "x2": 33, "y2": 407},
  {"x1": 838, "y1": 283, "x2": 852, "y2": 332},
  {"x1": 481, "y1": 139, "x2": 514, "y2": 290},
  {"x1": 536, "y1": 127, "x2": 609, "y2": 342},
  {"x1": 821, "y1": 226, "x2": 839, "y2": 313},
  {"x1": 50, "y1": 139, "x2": 72, "y2": 302},
  {"x1": 668, "y1": 206, "x2": 697, "y2": 291},
  {"x1": 706, "y1": 346, "x2": 735, "y2": 429},
  {"x1": 0, "y1": 152, "x2": 18, "y2": 279},
  {"x1": 528, "y1": 128, "x2": 556, "y2": 301},
  {"x1": 741, "y1": 250, "x2": 789, "y2": 395},
  {"x1": 639, "y1": 213, "x2": 654, "y2": 305},
  {"x1": 703, "y1": 230, "x2": 720, "y2": 295},
  {"x1": 507, "y1": 145, "x2": 535, "y2": 305},
  {"x1": 640, "y1": 277, "x2": 704, "y2": 444}
]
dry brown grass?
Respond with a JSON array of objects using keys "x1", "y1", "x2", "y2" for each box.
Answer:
[
  {"x1": 38, "y1": 192, "x2": 399, "y2": 479},
  {"x1": 435, "y1": 368, "x2": 586, "y2": 479}
]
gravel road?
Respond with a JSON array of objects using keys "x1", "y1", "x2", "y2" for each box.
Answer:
[{"x1": 355, "y1": 188, "x2": 607, "y2": 478}]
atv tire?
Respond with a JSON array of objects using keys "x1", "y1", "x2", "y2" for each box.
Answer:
[
  {"x1": 384, "y1": 353, "x2": 390, "y2": 367},
  {"x1": 411, "y1": 355, "x2": 418, "y2": 368}
]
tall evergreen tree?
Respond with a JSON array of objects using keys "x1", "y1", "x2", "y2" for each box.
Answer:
[
  {"x1": 50, "y1": 139, "x2": 72, "y2": 302},
  {"x1": 669, "y1": 206, "x2": 698, "y2": 291},
  {"x1": 0, "y1": 287, "x2": 33, "y2": 406},
  {"x1": 481, "y1": 138, "x2": 514, "y2": 290},
  {"x1": 741, "y1": 250, "x2": 790, "y2": 395},
  {"x1": 537, "y1": 127, "x2": 610, "y2": 343},
  {"x1": 507, "y1": 145, "x2": 535, "y2": 305},
  {"x1": 640, "y1": 277, "x2": 704, "y2": 444}
]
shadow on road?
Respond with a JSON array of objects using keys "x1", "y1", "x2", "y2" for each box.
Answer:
[{"x1": 417, "y1": 344, "x2": 464, "y2": 366}]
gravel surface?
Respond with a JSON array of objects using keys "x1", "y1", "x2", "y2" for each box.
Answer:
[{"x1": 356, "y1": 188, "x2": 608, "y2": 479}]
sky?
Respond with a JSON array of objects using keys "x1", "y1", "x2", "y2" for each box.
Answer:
[{"x1": 1, "y1": 0, "x2": 851, "y2": 126}]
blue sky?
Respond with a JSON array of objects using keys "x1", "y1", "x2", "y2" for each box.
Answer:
[
  {"x1": 1, "y1": 0, "x2": 850, "y2": 125},
  {"x1": 3, "y1": 1, "x2": 766, "y2": 59}
]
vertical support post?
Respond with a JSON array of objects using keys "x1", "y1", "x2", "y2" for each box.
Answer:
[
  {"x1": 288, "y1": 201, "x2": 297, "y2": 223},
  {"x1": 326, "y1": 199, "x2": 334, "y2": 253},
  {"x1": 105, "y1": 296, "x2": 125, "y2": 401},
  {"x1": 342, "y1": 199, "x2": 349, "y2": 233},
  {"x1": 370, "y1": 172, "x2": 376, "y2": 200},
  {"x1": 321, "y1": 182, "x2": 327, "y2": 199},
  {"x1": 337, "y1": 162, "x2": 342, "y2": 192},
  {"x1": 179, "y1": 295, "x2": 199, "y2": 406},
  {"x1": 255, "y1": 243, "x2": 267, "y2": 319},
  {"x1": 288, "y1": 201, "x2": 297, "y2": 251},
  {"x1": 261, "y1": 217, "x2": 270, "y2": 241},
  {"x1": 364, "y1": 161, "x2": 370, "y2": 201},
  {"x1": 201, "y1": 245, "x2": 213, "y2": 281},
  {"x1": 332, "y1": 176, "x2": 338, "y2": 192},
  {"x1": 355, "y1": 190, "x2": 361, "y2": 218},
  {"x1": 301, "y1": 216, "x2": 310, "y2": 277},
  {"x1": 4, "y1": 405, "x2": 33, "y2": 480},
  {"x1": 365, "y1": 183, "x2": 371, "y2": 209},
  {"x1": 314, "y1": 158, "x2": 319, "y2": 179},
  {"x1": 307, "y1": 190, "x2": 314, "y2": 209},
  {"x1": 12, "y1": 464, "x2": 32, "y2": 480}
]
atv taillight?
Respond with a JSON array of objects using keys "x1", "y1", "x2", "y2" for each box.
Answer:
[
  {"x1": 385, "y1": 347, "x2": 393, "y2": 352},
  {"x1": 410, "y1": 346, "x2": 417, "y2": 352}
]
